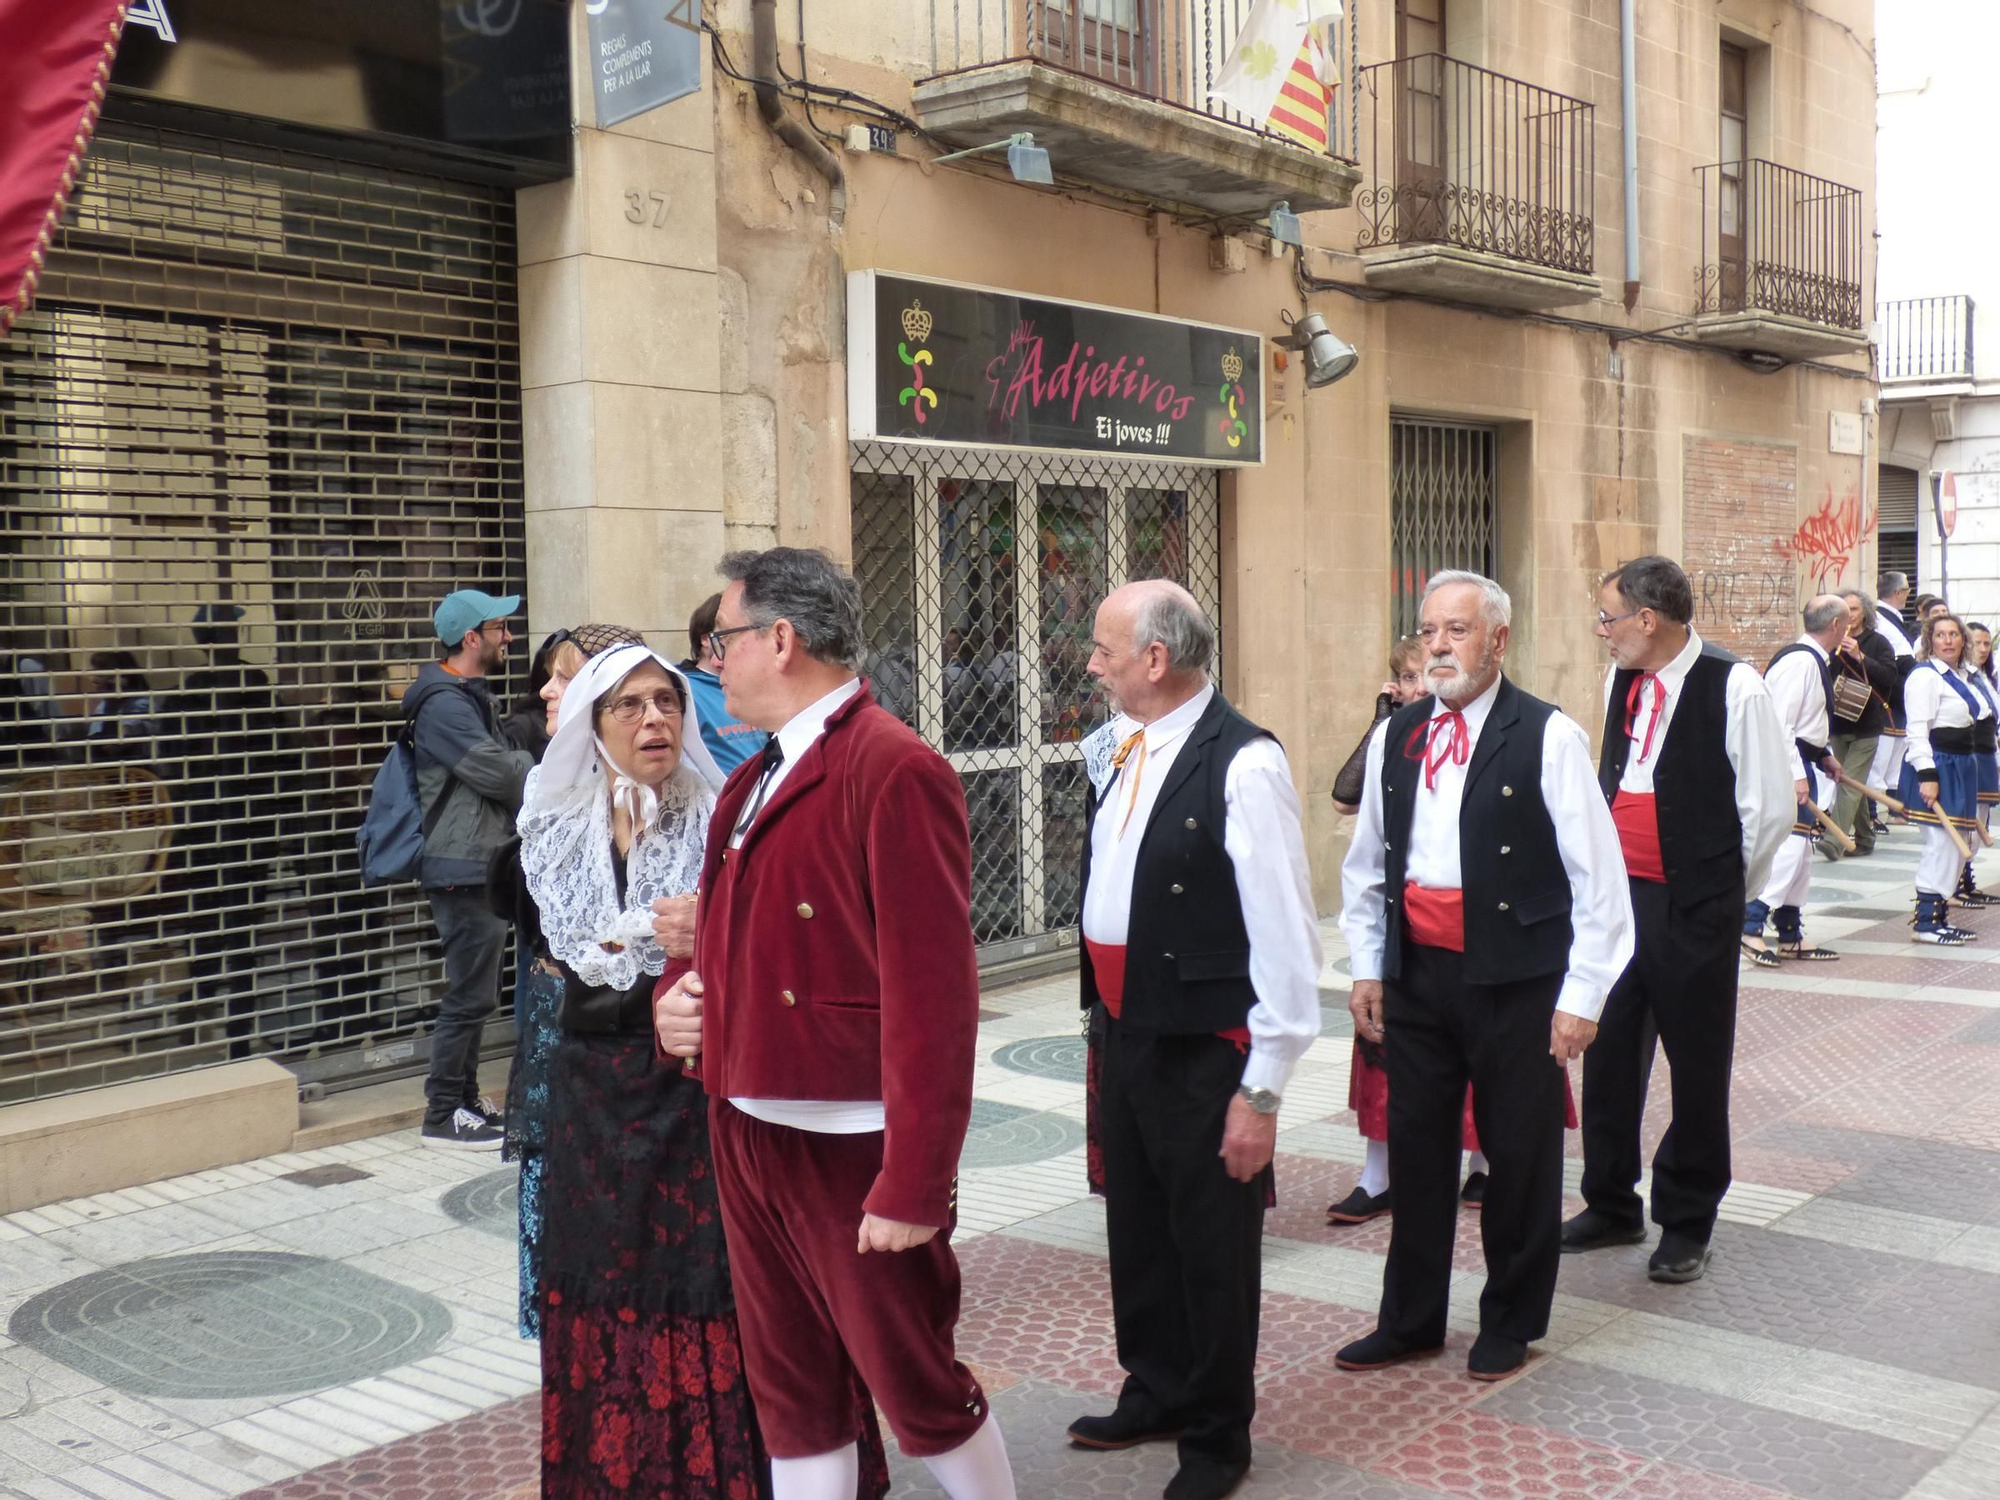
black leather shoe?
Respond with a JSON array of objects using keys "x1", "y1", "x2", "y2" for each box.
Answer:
[
  {"x1": 1163, "y1": 1455, "x2": 1250, "y2": 1500},
  {"x1": 1560, "y1": 1207, "x2": 1648, "y2": 1254},
  {"x1": 1334, "y1": 1328, "x2": 1443, "y2": 1371},
  {"x1": 1459, "y1": 1171, "x2": 1487, "y2": 1208},
  {"x1": 1326, "y1": 1186, "x2": 1393, "y2": 1224},
  {"x1": 1068, "y1": 1408, "x2": 1181, "y2": 1451},
  {"x1": 1648, "y1": 1231, "x2": 1712, "y2": 1283},
  {"x1": 1467, "y1": 1332, "x2": 1527, "y2": 1381}
]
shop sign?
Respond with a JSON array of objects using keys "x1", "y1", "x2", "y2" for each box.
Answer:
[
  {"x1": 848, "y1": 272, "x2": 1264, "y2": 466},
  {"x1": 584, "y1": 0, "x2": 702, "y2": 129}
]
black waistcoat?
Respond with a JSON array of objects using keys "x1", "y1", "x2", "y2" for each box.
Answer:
[
  {"x1": 1379, "y1": 678, "x2": 1573, "y2": 986},
  {"x1": 1078, "y1": 691, "x2": 1276, "y2": 1034},
  {"x1": 1598, "y1": 641, "x2": 1746, "y2": 906}
]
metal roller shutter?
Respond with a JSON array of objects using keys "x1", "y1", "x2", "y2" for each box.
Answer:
[{"x1": 0, "y1": 119, "x2": 526, "y2": 1102}]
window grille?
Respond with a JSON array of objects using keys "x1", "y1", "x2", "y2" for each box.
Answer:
[
  {"x1": 849, "y1": 441, "x2": 1222, "y2": 965},
  {"x1": 1389, "y1": 416, "x2": 1498, "y2": 639},
  {"x1": 0, "y1": 119, "x2": 525, "y2": 1102}
]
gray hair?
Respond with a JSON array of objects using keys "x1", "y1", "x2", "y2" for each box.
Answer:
[
  {"x1": 1421, "y1": 569, "x2": 1512, "y2": 629},
  {"x1": 1877, "y1": 571, "x2": 1909, "y2": 599},
  {"x1": 1802, "y1": 596, "x2": 1845, "y2": 633},
  {"x1": 1838, "y1": 588, "x2": 1877, "y2": 634},
  {"x1": 719, "y1": 547, "x2": 867, "y2": 672},
  {"x1": 1129, "y1": 589, "x2": 1215, "y2": 675}
]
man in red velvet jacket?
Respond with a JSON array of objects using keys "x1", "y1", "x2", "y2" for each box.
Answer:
[{"x1": 654, "y1": 548, "x2": 1016, "y2": 1500}]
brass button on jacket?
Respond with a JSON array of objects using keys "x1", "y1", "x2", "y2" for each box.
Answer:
[
  {"x1": 781, "y1": 989, "x2": 797, "y2": 1007},
  {"x1": 796, "y1": 903, "x2": 814, "y2": 919}
]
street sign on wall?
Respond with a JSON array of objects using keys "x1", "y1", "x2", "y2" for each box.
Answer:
[
  {"x1": 848, "y1": 271, "x2": 1265, "y2": 466},
  {"x1": 1940, "y1": 470, "x2": 1959, "y2": 539},
  {"x1": 584, "y1": 0, "x2": 702, "y2": 128}
]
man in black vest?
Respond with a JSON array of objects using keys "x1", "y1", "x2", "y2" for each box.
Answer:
[
  {"x1": 1337, "y1": 571, "x2": 1633, "y2": 1382},
  {"x1": 1566, "y1": 557, "x2": 1794, "y2": 1282},
  {"x1": 1066, "y1": 580, "x2": 1321, "y2": 1500}
]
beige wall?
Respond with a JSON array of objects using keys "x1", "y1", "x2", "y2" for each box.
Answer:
[{"x1": 519, "y1": 0, "x2": 1878, "y2": 907}]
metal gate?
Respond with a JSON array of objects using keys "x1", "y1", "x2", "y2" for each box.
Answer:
[
  {"x1": 0, "y1": 120, "x2": 526, "y2": 1102},
  {"x1": 850, "y1": 441, "x2": 1223, "y2": 965},
  {"x1": 1390, "y1": 416, "x2": 1498, "y2": 638}
]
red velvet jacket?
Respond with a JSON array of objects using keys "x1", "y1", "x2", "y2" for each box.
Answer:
[{"x1": 694, "y1": 683, "x2": 978, "y2": 1228}]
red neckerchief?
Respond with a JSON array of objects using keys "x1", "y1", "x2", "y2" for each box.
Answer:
[
  {"x1": 1403, "y1": 709, "x2": 1469, "y2": 790},
  {"x1": 1625, "y1": 672, "x2": 1666, "y2": 763}
]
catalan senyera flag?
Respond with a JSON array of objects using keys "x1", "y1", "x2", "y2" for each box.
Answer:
[
  {"x1": 1207, "y1": 0, "x2": 1342, "y2": 147},
  {"x1": 0, "y1": 1, "x2": 131, "y2": 335}
]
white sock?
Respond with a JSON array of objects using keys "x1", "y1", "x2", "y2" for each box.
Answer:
[
  {"x1": 771, "y1": 1443, "x2": 859, "y2": 1500},
  {"x1": 1358, "y1": 1137, "x2": 1391, "y2": 1196},
  {"x1": 920, "y1": 1413, "x2": 1016, "y2": 1500},
  {"x1": 1466, "y1": 1149, "x2": 1489, "y2": 1177}
]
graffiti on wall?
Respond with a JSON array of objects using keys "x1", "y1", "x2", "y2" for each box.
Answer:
[{"x1": 1773, "y1": 485, "x2": 1876, "y2": 592}]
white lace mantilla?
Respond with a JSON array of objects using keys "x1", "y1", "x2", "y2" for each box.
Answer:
[
  {"x1": 1081, "y1": 715, "x2": 1136, "y2": 797},
  {"x1": 517, "y1": 760, "x2": 714, "y2": 991}
]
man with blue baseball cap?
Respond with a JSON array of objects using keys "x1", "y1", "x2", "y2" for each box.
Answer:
[{"x1": 403, "y1": 587, "x2": 533, "y2": 1148}]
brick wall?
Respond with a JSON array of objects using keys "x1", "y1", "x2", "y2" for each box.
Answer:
[{"x1": 1684, "y1": 436, "x2": 1799, "y2": 664}]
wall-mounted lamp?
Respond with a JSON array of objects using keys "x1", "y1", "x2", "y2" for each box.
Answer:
[
  {"x1": 1274, "y1": 310, "x2": 1357, "y2": 388},
  {"x1": 1266, "y1": 201, "x2": 1303, "y2": 248},
  {"x1": 932, "y1": 132, "x2": 1054, "y2": 185}
]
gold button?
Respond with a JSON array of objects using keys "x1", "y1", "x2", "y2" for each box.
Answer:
[
  {"x1": 1502, "y1": 785, "x2": 1514, "y2": 797},
  {"x1": 781, "y1": 989, "x2": 796, "y2": 1007},
  {"x1": 1498, "y1": 902, "x2": 1510, "y2": 912},
  {"x1": 1184, "y1": 817, "x2": 1198, "y2": 830},
  {"x1": 1170, "y1": 883, "x2": 1184, "y2": 895},
  {"x1": 1500, "y1": 845, "x2": 1511, "y2": 854},
  {"x1": 796, "y1": 903, "x2": 814, "y2": 919}
]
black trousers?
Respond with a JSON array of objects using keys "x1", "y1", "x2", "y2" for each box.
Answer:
[
  {"x1": 1580, "y1": 878, "x2": 1740, "y2": 1240},
  {"x1": 422, "y1": 886, "x2": 507, "y2": 1125},
  {"x1": 1379, "y1": 943, "x2": 1566, "y2": 1347},
  {"x1": 1099, "y1": 1014, "x2": 1267, "y2": 1469}
]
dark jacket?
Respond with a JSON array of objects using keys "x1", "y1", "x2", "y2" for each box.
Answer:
[
  {"x1": 402, "y1": 662, "x2": 535, "y2": 888},
  {"x1": 1830, "y1": 628, "x2": 1898, "y2": 736}
]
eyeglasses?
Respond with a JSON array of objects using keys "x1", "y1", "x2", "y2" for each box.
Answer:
[
  {"x1": 1595, "y1": 608, "x2": 1642, "y2": 629},
  {"x1": 602, "y1": 690, "x2": 684, "y2": 724},
  {"x1": 709, "y1": 622, "x2": 768, "y2": 661},
  {"x1": 479, "y1": 621, "x2": 513, "y2": 636},
  {"x1": 1394, "y1": 670, "x2": 1424, "y2": 685}
]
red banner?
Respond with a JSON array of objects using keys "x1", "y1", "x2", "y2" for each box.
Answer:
[{"x1": 0, "y1": 1, "x2": 130, "y2": 334}]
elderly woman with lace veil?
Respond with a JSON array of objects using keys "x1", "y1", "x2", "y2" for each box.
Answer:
[{"x1": 517, "y1": 641, "x2": 887, "y2": 1499}]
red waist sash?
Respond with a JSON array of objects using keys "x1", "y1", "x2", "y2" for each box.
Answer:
[
  {"x1": 1086, "y1": 938, "x2": 1250, "y2": 1048},
  {"x1": 1402, "y1": 884, "x2": 1465, "y2": 951},
  {"x1": 1610, "y1": 790, "x2": 1666, "y2": 882}
]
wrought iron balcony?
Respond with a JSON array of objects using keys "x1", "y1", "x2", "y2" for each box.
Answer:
[
  {"x1": 1691, "y1": 159, "x2": 1866, "y2": 359},
  {"x1": 910, "y1": 1, "x2": 1361, "y2": 218},
  {"x1": 1350, "y1": 55, "x2": 1599, "y2": 309},
  {"x1": 1880, "y1": 295, "x2": 1975, "y2": 385}
]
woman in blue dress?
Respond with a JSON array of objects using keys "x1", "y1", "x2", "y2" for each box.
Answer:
[{"x1": 1901, "y1": 612, "x2": 1991, "y2": 942}]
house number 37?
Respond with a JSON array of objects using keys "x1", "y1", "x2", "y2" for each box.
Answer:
[{"x1": 624, "y1": 190, "x2": 670, "y2": 226}]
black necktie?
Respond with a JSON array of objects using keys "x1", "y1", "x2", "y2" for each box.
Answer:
[{"x1": 733, "y1": 736, "x2": 785, "y2": 839}]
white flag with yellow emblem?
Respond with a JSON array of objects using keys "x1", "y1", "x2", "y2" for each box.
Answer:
[{"x1": 1207, "y1": 0, "x2": 1343, "y2": 146}]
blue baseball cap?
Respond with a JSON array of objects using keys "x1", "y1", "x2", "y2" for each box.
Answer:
[{"x1": 435, "y1": 589, "x2": 520, "y2": 644}]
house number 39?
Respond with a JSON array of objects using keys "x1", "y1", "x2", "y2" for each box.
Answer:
[{"x1": 624, "y1": 190, "x2": 671, "y2": 227}]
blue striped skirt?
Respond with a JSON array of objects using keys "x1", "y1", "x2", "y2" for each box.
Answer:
[{"x1": 1902, "y1": 751, "x2": 1982, "y2": 829}]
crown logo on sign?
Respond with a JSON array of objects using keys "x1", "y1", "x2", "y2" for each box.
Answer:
[
  {"x1": 901, "y1": 299, "x2": 933, "y2": 344},
  {"x1": 1221, "y1": 347, "x2": 1243, "y2": 383}
]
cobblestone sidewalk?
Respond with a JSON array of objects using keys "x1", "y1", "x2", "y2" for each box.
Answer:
[{"x1": 5, "y1": 825, "x2": 2000, "y2": 1499}]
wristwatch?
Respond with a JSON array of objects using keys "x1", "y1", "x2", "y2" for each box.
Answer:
[{"x1": 1237, "y1": 1085, "x2": 1281, "y2": 1115}]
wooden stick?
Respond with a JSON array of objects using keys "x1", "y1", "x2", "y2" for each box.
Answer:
[
  {"x1": 1941, "y1": 812, "x2": 1975, "y2": 863},
  {"x1": 1832, "y1": 767, "x2": 1905, "y2": 814},
  {"x1": 1981, "y1": 821, "x2": 1996, "y2": 849},
  {"x1": 1806, "y1": 800, "x2": 1856, "y2": 853}
]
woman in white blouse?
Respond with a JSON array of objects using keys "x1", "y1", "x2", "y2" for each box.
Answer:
[{"x1": 1901, "y1": 613, "x2": 1992, "y2": 943}]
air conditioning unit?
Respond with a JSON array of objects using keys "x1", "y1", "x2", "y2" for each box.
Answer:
[{"x1": 1931, "y1": 396, "x2": 1959, "y2": 441}]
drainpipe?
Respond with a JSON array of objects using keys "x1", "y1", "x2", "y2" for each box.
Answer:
[
  {"x1": 1620, "y1": 0, "x2": 1640, "y2": 310},
  {"x1": 751, "y1": 0, "x2": 846, "y2": 226}
]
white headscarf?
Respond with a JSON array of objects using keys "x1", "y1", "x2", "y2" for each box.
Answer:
[{"x1": 517, "y1": 644, "x2": 725, "y2": 990}]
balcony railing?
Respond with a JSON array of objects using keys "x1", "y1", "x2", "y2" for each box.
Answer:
[
  {"x1": 1880, "y1": 295, "x2": 1975, "y2": 382},
  {"x1": 1352, "y1": 55, "x2": 1594, "y2": 275},
  {"x1": 1695, "y1": 160, "x2": 1863, "y2": 329},
  {"x1": 923, "y1": 0, "x2": 1360, "y2": 161}
]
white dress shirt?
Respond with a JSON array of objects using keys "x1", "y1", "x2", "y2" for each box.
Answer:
[
  {"x1": 727, "y1": 676, "x2": 887, "y2": 1134},
  {"x1": 1604, "y1": 630, "x2": 1798, "y2": 896},
  {"x1": 1876, "y1": 606, "x2": 1915, "y2": 660},
  {"x1": 1905, "y1": 660, "x2": 1991, "y2": 774},
  {"x1": 1764, "y1": 635, "x2": 1833, "y2": 759},
  {"x1": 1081, "y1": 684, "x2": 1323, "y2": 1097},
  {"x1": 1338, "y1": 675, "x2": 1635, "y2": 1023}
]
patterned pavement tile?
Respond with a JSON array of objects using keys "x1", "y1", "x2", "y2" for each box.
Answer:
[
  {"x1": 1668, "y1": 1401, "x2": 1944, "y2": 1499},
  {"x1": 956, "y1": 1232, "x2": 1107, "y2": 1310},
  {"x1": 1814, "y1": 1261, "x2": 2000, "y2": 1390},
  {"x1": 953, "y1": 1266, "x2": 1126, "y2": 1397},
  {"x1": 1819, "y1": 1133, "x2": 2000, "y2": 1223},
  {"x1": 1256, "y1": 1340, "x2": 1490, "y2": 1467},
  {"x1": 1957, "y1": 1009, "x2": 2000, "y2": 1045},
  {"x1": 1371, "y1": 1409, "x2": 1649, "y2": 1499},
  {"x1": 237, "y1": 1393, "x2": 538, "y2": 1499},
  {"x1": 1927, "y1": 1094, "x2": 2000, "y2": 1154},
  {"x1": 1615, "y1": 1461, "x2": 1797, "y2": 1500},
  {"x1": 1728, "y1": 1145, "x2": 1859, "y2": 1196},
  {"x1": 1475, "y1": 1358, "x2": 1734, "y2": 1460}
]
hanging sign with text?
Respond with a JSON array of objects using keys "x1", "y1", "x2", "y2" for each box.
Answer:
[
  {"x1": 584, "y1": 0, "x2": 701, "y2": 128},
  {"x1": 848, "y1": 272, "x2": 1263, "y2": 465}
]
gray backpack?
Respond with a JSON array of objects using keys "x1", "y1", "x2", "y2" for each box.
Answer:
[{"x1": 356, "y1": 726, "x2": 444, "y2": 884}]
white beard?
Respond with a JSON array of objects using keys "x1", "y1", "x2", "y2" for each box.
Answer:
[{"x1": 1428, "y1": 644, "x2": 1496, "y2": 702}]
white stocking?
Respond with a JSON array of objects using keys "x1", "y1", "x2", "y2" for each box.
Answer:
[
  {"x1": 1465, "y1": 1149, "x2": 1489, "y2": 1177},
  {"x1": 770, "y1": 1443, "x2": 859, "y2": 1500},
  {"x1": 1358, "y1": 1137, "x2": 1391, "y2": 1196},
  {"x1": 920, "y1": 1413, "x2": 1017, "y2": 1500}
]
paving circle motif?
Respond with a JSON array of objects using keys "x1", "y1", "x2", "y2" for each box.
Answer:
[
  {"x1": 440, "y1": 1167, "x2": 520, "y2": 1239},
  {"x1": 6, "y1": 1251, "x2": 453, "y2": 1399},
  {"x1": 990, "y1": 1035, "x2": 1088, "y2": 1083},
  {"x1": 960, "y1": 1100, "x2": 1085, "y2": 1170}
]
